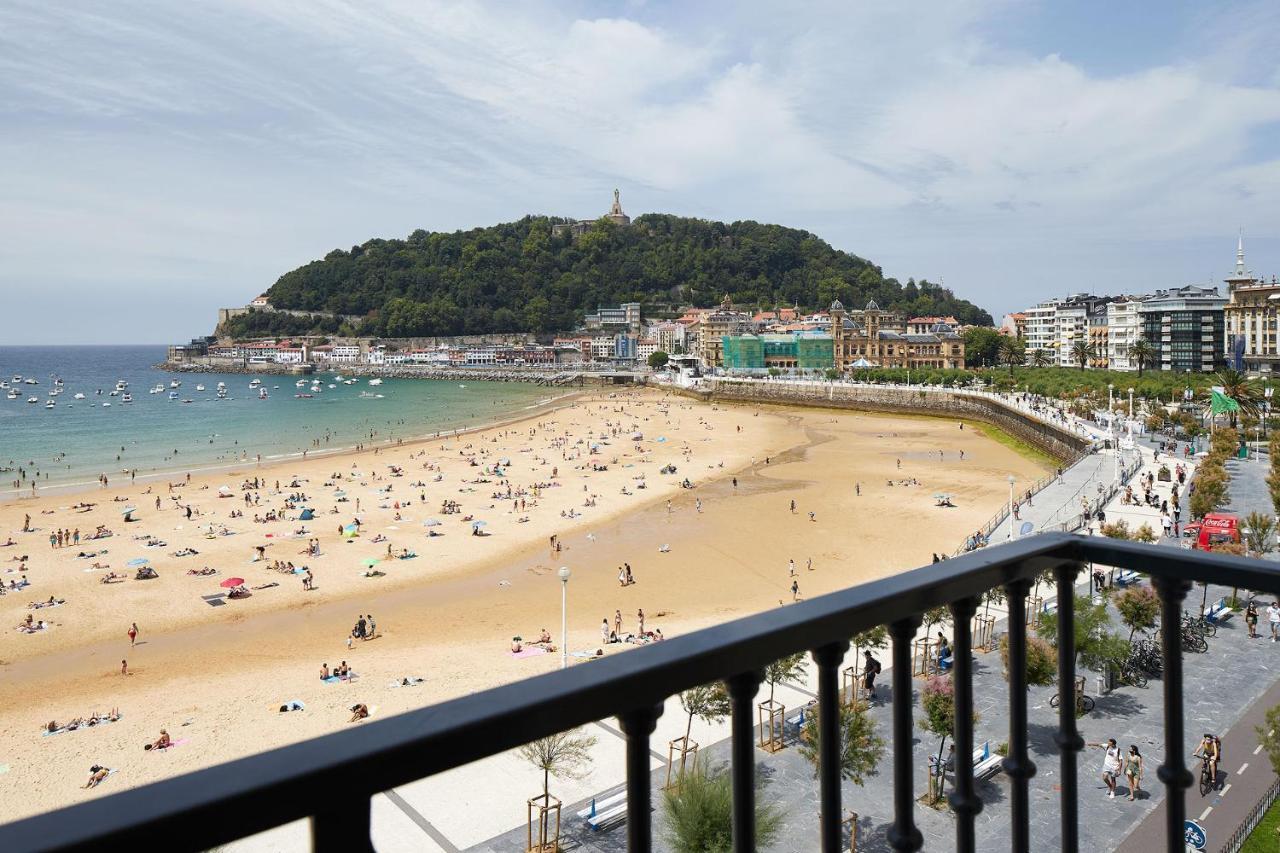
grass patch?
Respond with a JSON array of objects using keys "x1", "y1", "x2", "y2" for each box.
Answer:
[
  {"x1": 1241, "y1": 795, "x2": 1280, "y2": 853},
  {"x1": 965, "y1": 421, "x2": 1061, "y2": 470}
]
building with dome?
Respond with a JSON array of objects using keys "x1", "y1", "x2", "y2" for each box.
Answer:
[{"x1": 830, "y1": 300, "x2": 965, "y2": 371}]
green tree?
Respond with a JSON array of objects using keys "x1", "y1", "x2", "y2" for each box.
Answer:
[
  {"x1": 998, "y1": 634, "x2": 1057, "y2": 686},
  {"x1": 1070, "y1": 340, "x2": 1095, "y2": 371},
  {"x1": 1112, "y1": 585, "x2": 1160, "y2": 644},
  {"x1": 998, "y1": 337, "x2": 1025, "y2": 376},
  {"x1": 648, "y1": 350, "x2": 670, "y2": 369},
  {"x1": 677, "y1": 684, "x2": 731, "y2": 754},
  {"x1": 1258, "y1": 704, "x2": 1280, "y2": 778},
  {"x1": 517, "y1": 729, "x2": 598, "y2": 845},
  {"x1": 919, "y1": 675, "x2": 978, "y2": 802},
  {"x1": 798, "y1": 701, "x2": 886, "y2": 785},
  {"x1": 851, "y1": 625, "x2": 889, "y2": 663},
  {"x1": 763, "y1": 652, "x2": 808, "y2": 705},
  {"x1": 1030, "y1": 348, "x2": 1054, "y2": 368},
  {"x1": 1212, "y1": 369, "x2": 1261, "y2": 428},
  {"x1": 1037, "y1": 595, "x2": 1129, "y2": 673},
  {"x1": 661, "y1": 761, "x2": 782, "y2": 853},
  {"x1": 963, "y1": 327, "x2": 1003, "y2": 368},
  {"x1": 1128, "y1": 338, "x2": 1155, "y2": 377}
]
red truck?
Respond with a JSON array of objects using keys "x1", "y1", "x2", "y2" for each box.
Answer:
[{"x1": 1183, "y1": 513, "x2": 1240, "y2": 551}]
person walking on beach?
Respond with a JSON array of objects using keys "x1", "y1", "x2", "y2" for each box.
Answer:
[
  {"x1": 637, "y1": 609, "x2": 645, "y2": 635},
  {"x1": 790, "y1": 499, "x2": 796, "y2": 514},
  {"x1": 789, "y1": 559, "x2": 796, "y2": 577},
  {"x1": 128, "y1": 623, "x2": 138, "y2": 646},
  {"x1": 614, "y1": 610, "x2": 622, "y2": 637},
  {"x1": 601, "y1": 619, "x2": 610, "y2": 643},
  {"x1": 790, "y1": 580, "x2": 799, "y2": 601}
]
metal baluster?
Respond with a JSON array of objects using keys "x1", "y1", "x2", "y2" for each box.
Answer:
[
  {"x1": 948, "y1": 597, "x2": 982, "y2": 853},
  {"x1": 726, "y1": 670, "x2": 763, "y2": 853},
  {"x1": 1002, "y1": 578, "x2": 1037, "y2": 852},
  {"x1": 619, "y1": 704, "x2": 664, "y2": 852},
  {"x1": 813, "y1": 641, "x2": 850, "y2": 852},
  {"x1": 1152, "y1": 576, "x2": 1193, "y2": 853},
  {"x1": 311, "y1": 796, "x2": 372, "y2": 853},
  {"x1": 1054, "y1": 563, "x2": 1085, "y2": 852},
  {"x1": 888, "y1": 616, "x2": 924, "y2": 852}
]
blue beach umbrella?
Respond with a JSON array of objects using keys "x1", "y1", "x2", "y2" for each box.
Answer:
[
  {"x1": 423, "y1": 519, "x2": 442, "y2": 527},
  {"x1": 126, "y1": 558, "x2": 150, "y2": 567},
  {"x1": 471, "y1": 520, "x2": 487, "y2": 528}
]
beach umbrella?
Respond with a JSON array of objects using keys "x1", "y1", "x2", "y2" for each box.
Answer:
[
  {"x1": 217, "y1": 485, "x2": 232, "y2": 496},
  {"x1": 471, "y1": 520, "x2": 487, "y2": 528},
  {"x1": 423, "y1": 519, "x2": 442, "y2": 527},
  {"x1": 126, "y1": 557, "x2": 150, "y2": 567},
  {"x1": 333, "y1": 490, "x2": 347, "y2": 498},
  {"x1": 361, "y1": 557, "x2": 380, "y2": 568},
  {"x1": 933, "y1": 494, "x2": 951, "y2": 501},
  {"x1": 120, "y1": 506, "x2": 137, "y2": 515},
  {"x1": 631, "y1": 432, "x2": 643, "y2": 440},
  {"x1": 498, "y1": 457, "x2": 511, "y2": 466},
  {"x1": 220, "y1": 577, "x2": 245, "y2": 588}
]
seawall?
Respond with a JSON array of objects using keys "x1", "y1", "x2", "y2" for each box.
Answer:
[
  {"x1": 678, "y1": 378, "x2": 1089, "y2": 464},
  {"x1": 155, "y1": 361, "x2": 640, "y2": 386}
]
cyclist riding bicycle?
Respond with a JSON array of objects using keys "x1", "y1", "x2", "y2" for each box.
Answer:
[{"x1": 1192, "y1": 733, "x2": 1220, "y2": 790}]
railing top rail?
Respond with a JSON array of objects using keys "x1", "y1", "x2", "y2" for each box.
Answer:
[{"x1": 4, "y1": 534, "x2": 1279, "y2": 852}]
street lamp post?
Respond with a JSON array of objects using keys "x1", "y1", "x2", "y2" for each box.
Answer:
[
  {"x1": 1007, "y1": 474, "x2": 1016, "y2": 541},
  {"x1": 558, "y1": 566, "x2": 571, "y2": 670},
  {"x1": 1128, "y1": 387, "x2": 1134, "y2": 420}
]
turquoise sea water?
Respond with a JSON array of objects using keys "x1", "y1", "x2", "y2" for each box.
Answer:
[{"x1": 0, "y1": 346, "x2": 559, "y2": 496}]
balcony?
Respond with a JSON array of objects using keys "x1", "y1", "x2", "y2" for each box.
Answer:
[{"x1": 0, "y1": 534, "x2": 1276, "y2": 853}]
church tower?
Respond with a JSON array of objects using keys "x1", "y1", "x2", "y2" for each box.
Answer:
[
  {"x1": 864, "y1": 299, "x2": 881, "y2": 362},
  {"x1": 830, "y1": 299, "x2": 846, "y2": 371}
]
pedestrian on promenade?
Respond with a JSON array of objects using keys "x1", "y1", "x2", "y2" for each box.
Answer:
[
  {"x1": 862, "y1": 650, "x2": 881, "y2": 698},
  {"x1": 1245, "y1": 600, "x2": 1259, "y2": 639},
  {"x1": 1269, "y1": 601, "x2": 1280, "y2": 642},
  {"x1": 1089, "y1": 738, "x2": 1123, "y2": 798},
  {"x1": 1124, "y1": 746, "x2": 1144, "y2": 800}
]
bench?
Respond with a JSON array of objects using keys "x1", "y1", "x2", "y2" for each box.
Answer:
[
  {"x1": 1113, "y1": 569, "x2": 1140, "y2": 588},
  {"x1": 1204, "y1": 596, "x2": 1235, "y2": 624},
  {"x1": 577, "y1": 789, "x2": 628, "y2": 831},
  {"x1": 782, "y1": 702, "x2": 815, "y2": 741},
  {"x1": 941, "y1": 741, "x2": 1003, "y2": 783}
]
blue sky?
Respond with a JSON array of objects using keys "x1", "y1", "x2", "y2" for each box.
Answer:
[{"x1": 2, "y1": 0, "x2": 1279, "y2": 343}]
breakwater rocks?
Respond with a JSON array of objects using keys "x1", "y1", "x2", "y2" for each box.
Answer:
[
  {"x1": 155, "y1": 361, "x2": 631, "y2": 386},
  {"x1": 684, "y1": 379, "x2": 1088, "y2": 463}
]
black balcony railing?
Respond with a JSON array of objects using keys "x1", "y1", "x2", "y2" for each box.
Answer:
[{"x1": 2, "y1": 532, "x2": 1278, "y2": 853}]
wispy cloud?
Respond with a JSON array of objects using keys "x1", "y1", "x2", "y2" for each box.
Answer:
[{"x1": 1, "y1": 0, "x2": 1278, "y2": 343}]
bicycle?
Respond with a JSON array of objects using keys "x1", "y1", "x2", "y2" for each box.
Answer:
[
  {"x1": 1117, "y1": 661, "x2": 1149, "y2": 689},
  {"x1": 1181, "y1": 626, "x2": 1209, "y2": 654},
  {"x1": 1182, "y1": 612, "x2": 1217, "y2": 639},
  {"x1": 1049, "y1": 692, "x2": 1095, "y2": 713},
  {"x1": 1196, "y1": 755, "x2": 1215, "y2": 797}
]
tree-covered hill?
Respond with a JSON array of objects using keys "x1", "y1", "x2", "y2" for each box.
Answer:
[{"x1": 221, "y1": 214, "x2": 992, "y2": 338}]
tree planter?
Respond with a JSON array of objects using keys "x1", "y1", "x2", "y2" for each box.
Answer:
[
  {"x1": 841, "y1": 665, "x2": 869, "y2": 706},
  {"x1": 757, "y1": 700, "x2": 785, "y2": 753},
  {"x1": 912, "y1": 637, "x2": 937, "y2": 677},
  {"x1": 1025, "y1": 596, "x2": 1044, "y2": 627},
  {"x1": 526, "y1": 793, "x2": 561, "y2": 853},
  {"x1": 972, "y1": 614, "x2": 997, "y2": 652},
  {"x1": 665, "y1": 736, "x2": 698, "y2": 789}
]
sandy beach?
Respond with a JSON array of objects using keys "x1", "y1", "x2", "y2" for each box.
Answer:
[{"x1": 0, "y1": 387, "x2": 1050, "y2": 819}]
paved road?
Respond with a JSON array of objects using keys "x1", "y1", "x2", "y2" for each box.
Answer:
[{"x1": 1121, "y1": 675, "x2": 1280, "y2": 853}]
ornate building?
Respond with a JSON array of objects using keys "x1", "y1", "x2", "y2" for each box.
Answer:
[
  {"x1": 1224, "y1": 235, "x2": 1280, "y2": 374},
  {"x1": 830, "y1": 300, "x2": 964, "y2": 370},
  {"x1": 552, "y1": 189, "x2": 631, "y2": 237}
]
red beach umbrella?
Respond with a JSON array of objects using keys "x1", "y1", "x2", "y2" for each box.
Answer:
[{"x1": 220, "y1": 577, "x2": 245, "y2": 588}]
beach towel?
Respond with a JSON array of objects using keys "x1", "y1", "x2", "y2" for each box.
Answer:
[
  {"x1": 322, "y1": 673, "x2": 359, "y2": 684},
  {"x1": 151, "y1": 738, "x2": 188, "y2": 751},
  {"x1": 510, "y1": 647, "x2": 548, "y2": 659}
]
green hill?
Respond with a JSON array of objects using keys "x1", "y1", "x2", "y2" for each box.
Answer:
[{"x1": 219, "y1": 214, "x2": 992, "y2": 338}]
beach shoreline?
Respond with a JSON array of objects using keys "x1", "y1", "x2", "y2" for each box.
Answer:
[{"x1": 0, "y1": 387, "x2": 1051, "y2": 820}]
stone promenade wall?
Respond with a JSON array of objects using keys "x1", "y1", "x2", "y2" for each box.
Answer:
[{"x1": 684, "y1": 380, "x2": 1089, "y2": 464}]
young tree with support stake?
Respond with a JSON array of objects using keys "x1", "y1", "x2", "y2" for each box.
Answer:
[
  {"x1": 669, "y1": 683, "x2": 729, "y2": 785},
  {"x1": 919, "y1": 675, "x2": 978, "y2": 804},
  {"x1": 798, "y1": 700, "x2": 885, "y2": 785},
  {"x1": 758, "y1": 652, "x2": 807, "y2": 751},
  {"x1": 518, "y1": 729, "x2": 598, "y2": 852}
]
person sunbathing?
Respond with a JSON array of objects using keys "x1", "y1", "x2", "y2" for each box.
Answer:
[
  {"x1": 511, "y1": 638, "x2": 523, "y2": 653},
  {"x1": 83, "y1": 765, "x2": 111, "y2": 788},
  {"x1": 348, "y1": 703, "x2": 369, "y2": 723},
  {"x1": 536, "y1": 628, "x2": 552, "y2": 644},
  {"x1": 145, "y1": 730, "x2": 172, "y2": 751},
  {"x1": 320, "y1": 663, "x2": 330, "y2": 680}
]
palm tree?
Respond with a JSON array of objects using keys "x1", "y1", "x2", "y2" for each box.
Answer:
[
  {"x1": 999, "y1": 337, "x2": 1025, "y2": 376},
  {"x1": 1069, "y1": 339, "x2": 1095, "y2": 371},
  {"x1": 1128, "y1": 338, "x2": 1155, "y2": 377},
  {"x1": 1030, "y1": 348, "x2": 1054, "y2": 368},
  {"x1": 1213, "y1": 368, "x2": 1262, "y2": 428}
]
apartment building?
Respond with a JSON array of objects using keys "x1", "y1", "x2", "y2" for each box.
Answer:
[
  {"x1": 1139, "y1": 286, "x2": 1226, "y2": 373},
  {"x1": 1105, "y1": 300, "x2": 1142, "y2": 371},
  {"x1": 1223, "y1": 236, "x2": 1280, "y2": 374}
]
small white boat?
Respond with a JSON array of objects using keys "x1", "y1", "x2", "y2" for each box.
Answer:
[
  {"x1": 195, "y1": 384, "x2": 205, "y2": 392},
  {"x1": 24, "y1": 378, "x2": 38, "y2": 385},
  {"x1": 296, "y1": 380, "x2": 307, "y2": 387},
  {"x1": 150, "y1": 384, "x2": 163, "y2": 394},
  {"x1": 358, "y1": 391, "x2": 377, "y2": 399},
  {"x1": 6, "y1": 389, "x2": 17, "y2": 399},
  {"x1": 73, "y1": 392, "x2": 85, "y2": 399},
  {"x1": 328, "y1": 384, "x2": 336, "y2": 389},
  {"x1": 249, "y1": 379, "x2": 261, "y2": 388},
  {"x1": 10, "y1": 375, "x2": 21, "y2": 383},
  {"x1": 258, "y1": 387, "x2": 268, "y2": 400},
  {"x1": 216, "y1": 389, "x2": 228, "y2": 399},
  {"x1": 170, "y1": 380, "x2": 181, "y2": 388},
  {"x1": 122, "y1": 393, "x2": 133, "y2": 403},
  {"x1": 216, "y1": 381, "x2": 226, "y2": 388},
  {"x1": 168, "y1": 391, "x2": 179, "y2": 400},
  {"x1": 44, "y1": 400, "x2": 55, "y2": 409},
  {"x1": 367, "y1": 378, "x2": 383, "y2": 386},
  {"x1": 109, "y1": 390, "x2": 119, "y2": 397},
  {"x1": 102, "y1": 402, "x2": 111, "y2": 407},
  {"x1": 26, "y1": 396, "x2": 38, "y2": 404},
  {"x1": 343, "y1": 379, "x2": 356, "y2": 385},
  {"x1": 114, "y1": 380, "x2": 128, "y2": 391}
]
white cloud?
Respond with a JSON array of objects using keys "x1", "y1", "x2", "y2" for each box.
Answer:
[{"x1": 2, "y1": 0, "x2": 1280, "y2": 342}]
